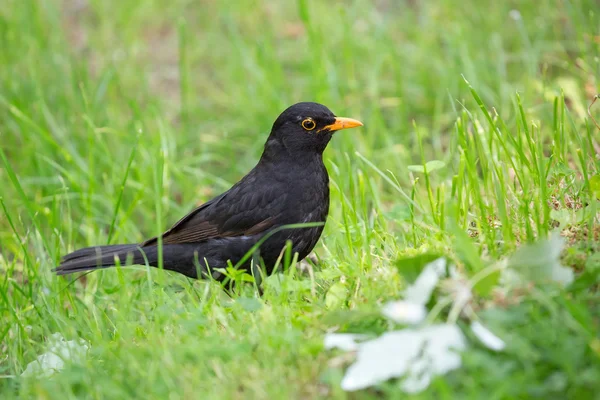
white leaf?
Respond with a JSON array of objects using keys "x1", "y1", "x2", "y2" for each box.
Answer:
[
  {"x1": 340, "y1": 324, "x2": 466, "y2": 393},
  {"x1": 381, "y1": 301, "x2": 427, "y2": 325},
  {"x1": 470, "y1": 321, "x2": 505, "y2": 351},
  {"x1": 507, "y1": 233, "x2": 573, "y2": 286},
  {"x1": 21, "y1": 333, "x2": 89, "y2": 378},
  {"x1": 404, "y1": 257, "x2": 447, "y2": 305},
  {"x1": 324, "y1": 333, "x2": 368, "y2": 352},
  {"x1": 551, "y1": 262, "x2": 574, "y2": 286}
]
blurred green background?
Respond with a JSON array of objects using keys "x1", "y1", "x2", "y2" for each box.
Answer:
[{"x1": 1, "y1": 0, "x2": 599, "y2": 398}]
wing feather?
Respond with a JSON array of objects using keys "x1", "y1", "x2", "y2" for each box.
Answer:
[{"x1": 142, "y1": 172, "x2": 285, "y2": 246}]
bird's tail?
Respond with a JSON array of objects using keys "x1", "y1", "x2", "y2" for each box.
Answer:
[{"x1": 54, "y1": 244, "x2": 204, "y2": 278}]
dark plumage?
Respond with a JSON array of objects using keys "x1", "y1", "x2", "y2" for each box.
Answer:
[{"x1": 54, "y1": 102, "x2": 363, "y2": 281}]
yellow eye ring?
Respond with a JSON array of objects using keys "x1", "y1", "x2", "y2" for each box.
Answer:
[{"x1": 302, "y1": 118, "x2": 316, "y2": 131}]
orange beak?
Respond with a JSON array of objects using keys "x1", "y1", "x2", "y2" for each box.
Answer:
[{"x1": 319, "y1": 117, "x2": 363, "y2": 132}]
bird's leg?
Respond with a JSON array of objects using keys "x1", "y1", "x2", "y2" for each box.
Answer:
[{"x1": 251, "y1": 251, "x2": 265, "y2": 296}]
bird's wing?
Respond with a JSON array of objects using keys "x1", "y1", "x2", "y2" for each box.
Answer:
[{"x1": 142, "y1": 174, "x2": 286, "y2": 246}]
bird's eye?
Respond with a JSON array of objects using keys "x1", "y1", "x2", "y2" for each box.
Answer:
[{"x1": 301, "y1": 118, "x2": 316, "y2": 131}]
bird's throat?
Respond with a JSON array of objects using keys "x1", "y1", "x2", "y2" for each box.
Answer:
[{"x1": 260, "y1": 138, "x2": 325, "y2": 166}]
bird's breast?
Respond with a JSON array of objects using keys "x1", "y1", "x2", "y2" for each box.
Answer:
[
  {"x1": 287, "y1": 162, "x2": 329, "y2": 221},
  {"x1": 277, "y1": 160, "x2": 330, "y2": 257},
  {"x1": 242, "y1": 158, "x2": 330, "y2": 270}
]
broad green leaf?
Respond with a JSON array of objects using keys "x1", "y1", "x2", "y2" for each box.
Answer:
[
  {"x1": 326, "y1": 281, "x2": 348, "y2": 309},
  {"x1": 394, "y1": 252, "x2": 445, "y2": 284},
  {"x1": 449, "y1": 223, "x2": 485, "y2": 273},
  {"x1": 473, "y1": 269, "x2": 501, "y2": 297},
  {"x1": 407, "y1": 160, "x2": 446, "y2": 174},
  {"x1": 447, "y1": 220, "x2": 499, "y2": 296},
  {"x1": 425, "y1": 160, "x2": 446, "y2": 172},
  {"x1": 407, "y1": 165, "x2": 426, "y2": 173}
]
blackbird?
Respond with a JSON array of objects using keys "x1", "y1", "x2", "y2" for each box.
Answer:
[{"x1": 54, "y1": 102, "x2": 363, "y2": 281}]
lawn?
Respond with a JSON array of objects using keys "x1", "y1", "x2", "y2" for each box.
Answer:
[{"x1": 1, "y1": 0, "x2": 599, "y2": 398}]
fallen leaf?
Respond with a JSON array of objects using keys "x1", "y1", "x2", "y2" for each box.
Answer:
[{"x1": 325, "y1": 281, "x2": 348, "y2": 309}]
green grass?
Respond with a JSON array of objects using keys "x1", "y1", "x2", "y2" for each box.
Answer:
[{"x1": 1, "y1": 0, "x2": 600, "y2": 398}]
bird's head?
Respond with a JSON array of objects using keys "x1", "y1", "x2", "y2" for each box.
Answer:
[{"x1": 263, "y1": 102, "x2": 363, "y2": 157}]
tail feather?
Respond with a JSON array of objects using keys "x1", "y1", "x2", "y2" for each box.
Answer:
[
  {"x1": 54, "y1": 243, "x2": 208, "y2": 279},
  {"x1": 60, "y1": 244, "x2": 139, "y2": 263},
  {"x1": 55, "y1": 244, "x2": 151, "y2": 275}
]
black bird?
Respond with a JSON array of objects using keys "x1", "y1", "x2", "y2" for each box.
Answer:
[{"x1": 54, "y1": 102, "x2": 363, "y2": 281}]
